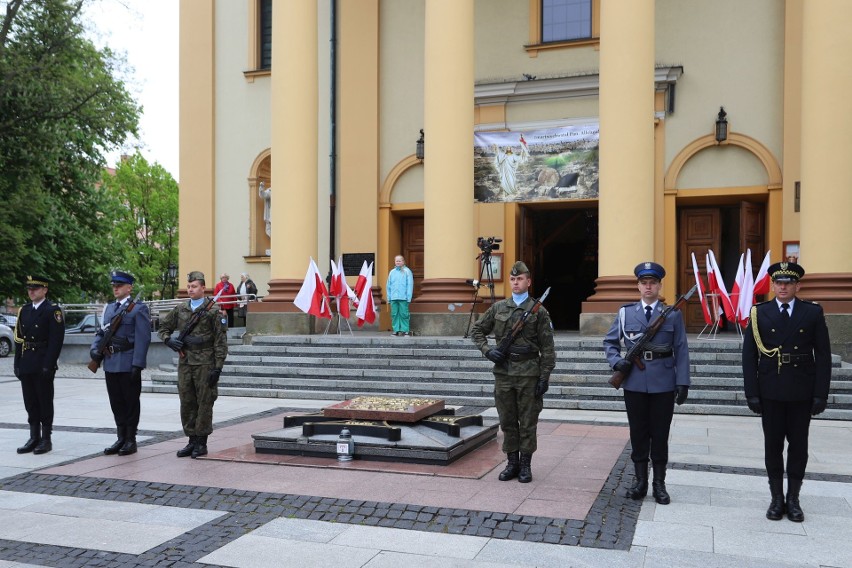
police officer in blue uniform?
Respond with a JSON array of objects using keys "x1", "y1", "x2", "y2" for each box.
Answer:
[
  {"x1": 603, "y1": 262, "x2": 690, "y2": 504},
  {"x1": 742, "y1": 261, "x2": 831, "y2": 522},
  {"x1": 13, "y1": 276, "x2": 66, "y2": 454},
  {"x1": 90, "y1": 271, "x2": 152, "y2": 456}
]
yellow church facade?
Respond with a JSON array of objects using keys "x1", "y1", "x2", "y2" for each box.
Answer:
[{"x1": 179, "y1": 0, "x2": 852, "y2": 356}]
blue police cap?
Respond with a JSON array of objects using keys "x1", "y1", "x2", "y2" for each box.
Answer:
[
  {"x1": 768, "y1": 261, "x2": 804, "y2": 283},
  {"x1": 25, "y1": 276, "x2": 49, "y2": 289},
  {"x1": 110, "y1": 270, "x2": 135, "y2": 285},
  {"x1": 634, "y1": 262, "x2": 666, "y2": 281}
]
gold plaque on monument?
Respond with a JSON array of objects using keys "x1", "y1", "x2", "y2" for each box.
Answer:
[{"x1": 323, "y1": 396, "x2": 445, "y2": 423}]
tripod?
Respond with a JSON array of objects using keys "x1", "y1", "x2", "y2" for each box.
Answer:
[{"x1": 463, "y1": 252, "x2": 497, "y2": 338}]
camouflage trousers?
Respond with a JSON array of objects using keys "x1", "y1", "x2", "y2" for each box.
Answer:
[
  {"x1": 177, "y1": 363, "x2": 218, "y2": 437},
  {"x1": 494, "y1": 373, "x2": 543, "y2": 454}
]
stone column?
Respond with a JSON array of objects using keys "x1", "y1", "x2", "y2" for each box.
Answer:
[
  {"x1": 799, "y1": 0, "x2": 852, "y2": 356},
  {"x1": 410, "y1": 0, "x2": 475, "y2": 335},
  {"x1": 251, "y1": 0, "x2": 318, "y2": 334},
  {"x1": 580, "y1": 0, "x2": 656, "y2": 333}
]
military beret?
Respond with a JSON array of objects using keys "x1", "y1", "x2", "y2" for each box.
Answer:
[
  {"x1": 510, "y1": 261, "x2": 530, "y2": 276},
  {"x1": 769, "y1": 261, "x2": 804, "y2": 282},
  {"x1": 187, "y1": 271, "x2": 205, "y2": 283},
  {"x1": 634, "y1": 262, "x2": 666, "y2": 281},
  {"x1": 110, "y1": 270, "x2": 135, "y2": 285},
  {"x1": 25, "y1": 276, "x2": 49, "y2": 289}
]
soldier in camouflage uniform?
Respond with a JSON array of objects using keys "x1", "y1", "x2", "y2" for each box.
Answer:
[
  {"x1": 471, "y1": 261, "x2": 555, "y2": 483},
  {"x1": 158, "y1": 271, "x2": 228, "y2": 458}
]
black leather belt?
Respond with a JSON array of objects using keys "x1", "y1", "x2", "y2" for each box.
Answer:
[
  {"x1": 508, "y1": 352, "x2": 539, "y2": 362},
  {"x1": 642, "y1": 350, "x2": 673, "y2": 361},
  {"x1": 23, "y1": 341, "x2": 47, "y2": 351},
  {"x1": 184, "y1": 340, "x2": 214, "y2": 351},
  {"x1": 108, "y1": 343, "x2": 134, "y2": 354},
  {"x1": 779, "y1": 353, "x2": 813, "y2": 364}
]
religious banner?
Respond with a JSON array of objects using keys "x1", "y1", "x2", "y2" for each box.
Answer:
[{"x1": 473, "y1": 124, "x2": 599, "y2": 203}]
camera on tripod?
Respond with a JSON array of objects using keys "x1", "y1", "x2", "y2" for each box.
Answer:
[{"x1": 477, "y1": 236, "x2": 502, "y2": 255}]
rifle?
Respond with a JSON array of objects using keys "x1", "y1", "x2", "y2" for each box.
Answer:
[
  {"x1": 493, "y1": 287, "x2": 551, "y2": 365},
  {"x1": 175, "y1": 289, "x2": 224, "y2": 358},
  {"x1": 608, "y1": 284, "x2": 697, "y2": 390},
  {"x1": 87, "y1": 292, "x2": 144, "y2": 373}
]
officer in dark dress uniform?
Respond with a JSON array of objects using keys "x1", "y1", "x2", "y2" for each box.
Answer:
[
  {"x1": 471, "y1": 261, "x2": 556, "y2": 483},
  {"x1": 743, "y1": 261, "x2": 831, "y2": 522},
  {"x1": 13, "y1": 276, "x2": 65, "y2": 454},
  {"x1": 603, "y1": 262, "x2": 690, "y2": 504},
  {"x1": 90, "y1": 271, "x2": 152, "y2": 456}
]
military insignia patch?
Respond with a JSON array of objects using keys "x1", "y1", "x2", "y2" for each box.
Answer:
[{"x1": 54, "y1": 310, "x2": 63, "y2": 323}]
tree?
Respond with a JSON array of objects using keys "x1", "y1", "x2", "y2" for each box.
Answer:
[
  {"x1": 99, "y1": 153, "x2": 179, "y2": 299},
  {"x1": 0, "y1": 0, "x2": 140, "y2": 301}
]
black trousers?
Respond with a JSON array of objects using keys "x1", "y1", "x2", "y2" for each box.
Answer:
[
  {"x1": 761, "y1": 398, "x2": 811, "y2": 481},
  {"x1": 105, "y1": 371, "x2": 142, "y2": 436},
  {"x1": 19, "y1": 371, "x2": 55, "y2": 428},
  {"x1": 624, "y1": 390, "x2": 675, "y2": 465}
]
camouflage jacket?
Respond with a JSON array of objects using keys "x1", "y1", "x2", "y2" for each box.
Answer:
[
  {"x1": 157, "y1": 299, "x2": 228, "y2": 367},
  {"x1": 471, "y1": 296, "x2": 556, "y2": 378}
]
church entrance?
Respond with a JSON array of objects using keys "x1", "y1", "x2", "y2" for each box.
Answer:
[{"x1": 520, "y1": 205, "x2": 598, "y2": 330}]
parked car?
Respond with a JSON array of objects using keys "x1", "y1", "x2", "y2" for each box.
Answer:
[
  {"x1": 0, "y1": 313, "x2": 17, "y2": 327},
  {"x1": 0, "y1": 324, "x2": 12, "y2": 357},
  {"x1": 65, "y1": 313, "x2": 101, "y2": 334}
]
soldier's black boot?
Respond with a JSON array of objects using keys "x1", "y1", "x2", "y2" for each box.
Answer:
[
  {"x1": 104, "y1": 427, "x2": 125, "y2": 455},
  {"x1": 518, "y1": 452, "x2": 533, "y2": 483},
  {"x1": 33, "y1": 424, "x2": 52, "y2": 455},
  {"x1": 191, "y1": 435, "x2": 208, "y2": 459},
  {"x1": 16, "y1": 424, "x2": 41, "y2": 454},
  {"x1": 118, "y1": 428, "x2": 137, "y2": 456},
  {"x1": 651, "y1": 463, "x2": 671, "y2": 505},
  {"x1": 766, "y1": 478, "x2": 785, "y2": 521},
  {"x1": 626, "y1": 461, "x2": 649, "y2": 500},
  {"x1": 786, "y1": 479, "x2": 804, "y2": 522},
  {"x1": 176, "y1": 436, "x2": 196, "y2": 458},
  {"x1": 498, "y1": 451, "x2": 520, "y2": 481}
]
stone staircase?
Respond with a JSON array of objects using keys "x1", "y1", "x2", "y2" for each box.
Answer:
[{"x1": 145, "y1": 334, "x2": 852, "y2": 420}]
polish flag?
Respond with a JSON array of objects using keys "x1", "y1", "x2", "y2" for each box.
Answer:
[
  {"x1": 737, "y1": 249, "x2": 756, "y2": 327},
  {"x1": 731, "y1": 253, "x2": 745, "y2": 322},
  {"x1": 293, "y1": 257, "x2": 332, "y2": 319},
  {"x1": 708, "y1": 250, "x2": 736, "y2": 322},
  {"x1": 353, "y1": 260, "x2": 370, "y2": 303},
  {"x1": 330, "y1": 257, "x2": 354, "y2": 318},
  {"x1": 753, "y1": 250, "x2": 772, "y2": 297},
  {"x1": 691, "y1": 252, "x2": 712, "y2": 325},
  {"x1": 355, "y1": 262, "x2": 376, "y2": 326}
]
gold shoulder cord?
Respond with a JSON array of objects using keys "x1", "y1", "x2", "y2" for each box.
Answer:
[
  {"x1": 13, "y1": 306, "x2": 23, "y2": 344},
  {"x1": 750, "y1": 305, "x2": 782, "y2": 372}
]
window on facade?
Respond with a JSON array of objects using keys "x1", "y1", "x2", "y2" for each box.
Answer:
[
  {"x1": 542, "y1": 0, "x2": 592, "y2": 43},
  {"x1": 259, "y1": 0, "x2": 272, "y2": 69}
]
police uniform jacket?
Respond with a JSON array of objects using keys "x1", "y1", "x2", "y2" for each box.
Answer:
[
  {"x1": 14, "y1": 301, "x2": 65, "y2": 374},
  {"x1": 603, "y1": 302, "x2": 690, "y2": 393},
  {"x1": 90, "y1": 300, "x2": 152, "y2": 372},
  {"x1": 157, "y1": 299, "x2": 228, "y2": 368},
  {"x1": 471, "y1": 296, "x2": 556, "y2": 378},
  {"x1": 743, "y1": 299, "x2": 831, "y2": 402}
]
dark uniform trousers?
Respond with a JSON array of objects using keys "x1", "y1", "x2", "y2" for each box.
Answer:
[
  {"x1": 19, "y1": 370, "x2": 55, "y2": 428},
  {"x1": 494, "y1": 373, "x2": 543, "y2": 454},
  {"x1": 105, "y1": 371, "x2": 142, "y2": 435},
  {"x1": 178, "y1": 363, "x2": 218, "y2": 437},
  {"x1": 761, "y1": 398, "x2": 811, "y2": 481},
  {"x1": 623, "y1": 390, "x2": 675, "y2": 465}
]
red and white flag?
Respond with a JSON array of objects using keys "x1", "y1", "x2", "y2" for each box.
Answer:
[
  {"x1": 329, "y1": 257, "x2": 354, "y2": 318},
  {"x1": 293, "y1": 257, "x2": 332, "y2": 319},
  {"x1": 737, "y1": 249, "x2": 756, "y2": 327},
  {"x1": 355, "y1": 262, "x2": 376, "y2": 326},
  {"x1": 691, "y1": 252, "x2": 712, "y2": 325},
  {"x1": 353, "y1": 260, "x2": 370, "y2": 303},
  {"x1": 753, "y1": 250, "x2": 772, "y2": 296},
  {"x1": 708, "y1": 250, "x2": 736, "y2": 322},
  {"x1": 731, "y1": 253, "x2": 745, "y2": 322}
]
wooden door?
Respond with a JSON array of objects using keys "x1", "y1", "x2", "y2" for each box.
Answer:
[
  {"x1": 740, "y1": 201, "x2": 766, "y2": 289},
  {"x1": 402, "y1": 217, "x2": 424, "y2": 297},
  {"x1": 679, "y1": 208, "x2": 721, "y2": 332}
]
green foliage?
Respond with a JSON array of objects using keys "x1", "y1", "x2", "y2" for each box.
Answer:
[
  {"x1": 99, "y1": 153, "x2": 179, "y2": 299},
  {"x1": 544, "y1": 155, "x2": 568, "y2": 169},
  {"x1": 0, "y1": 0, "x2": 140, "y2": 303}
]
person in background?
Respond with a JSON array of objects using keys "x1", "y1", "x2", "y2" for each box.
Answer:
[
  {"x1": 236, "y1": 272, "x2": 258, "y2": 323},
  {"x1": 386, "y1": 255, "x2": 414, "y2": 336},
  {"x1": 13, "y1": 276, "x2": 65, "y2": 455},
  {"x1": 213, "y1": 273, "x2": 236, "y2": 327}
]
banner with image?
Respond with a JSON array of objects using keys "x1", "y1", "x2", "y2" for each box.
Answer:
[{"x1": 473, "y1": 124, "x2": 599, "y2": 203}]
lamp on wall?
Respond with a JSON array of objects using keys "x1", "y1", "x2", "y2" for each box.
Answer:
[
  {"x1": 166, "y1": 262, "x2": 177, "y2": 298},
  {"x1": 715, "y1": 107, "x2": 728, "y2": 144},
  {"x1": 415, "y1": 129, "x2": 425, "y2": 161}
]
